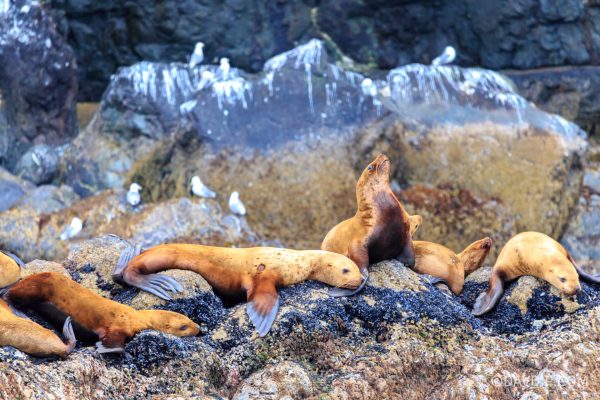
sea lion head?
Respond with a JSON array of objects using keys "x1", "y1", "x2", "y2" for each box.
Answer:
[
  {"x1": 544, "y1": 265, "x2": 581, "y2": 297},
  {"x1": 142, "y1": 310, "x2": 201, "y2": 337},
  {"x1": 357, "y1": 154, "x2": 391, "y2": 198},
  {"x1": 459, "y1": 237, "x2": 493, "y2": 277},
  {"x1": 309, "y1": 252, "x2": 364, "y2": 290}
]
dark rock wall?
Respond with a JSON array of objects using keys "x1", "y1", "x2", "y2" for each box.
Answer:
[{"x1": 50, "y1": 0, "x2": 600, "y2": 102}]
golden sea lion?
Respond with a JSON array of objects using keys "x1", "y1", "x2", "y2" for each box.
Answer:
[
  {"x1": 7, "y1": 272, "x2": 200, "y2": 353},
  {"x1": 0, "y1": 298, "x2": 75, "y2": 358},
  {"x1": 412, "y1": 237, "x2": 492, "y2": 295},
  {"x1": 321, "y1": 154, "x2": 417, "y2": 296},
  {"x1": 473, "y1": 232, "x2": 600, "y2": 316},
  {"x1": 0, "y1": 250, "x2": 24, "y2": 288},
  {"x1": 114, "y1": 244, "x2": 363, "y2": 337}
]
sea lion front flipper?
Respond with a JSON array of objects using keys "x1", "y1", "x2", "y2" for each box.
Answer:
[
  {"x1": 472, "y1": 271, "x2": 505, "y2": 316},
  {"x1": 113, "y1": 243, "x2": 143, "y2": 283},
  {"x1": 63, "y1": 316, "x2": 77, "y2": 355},
  {"x1": 246, "y1": 279, "x2": 279, "y2": 337},
  {"x1": 96, "y1": 330, "x2": 126, "y2": 354}
]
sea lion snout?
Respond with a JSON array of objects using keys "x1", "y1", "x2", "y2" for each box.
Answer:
[{"x1": 480, "y1": 238, "x2": 492, "y2": 249}]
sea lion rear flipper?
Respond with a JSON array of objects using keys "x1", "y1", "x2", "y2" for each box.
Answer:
[
  {"x1": 122, "y1": 270, "x2": 183, "y2": 300},
  {"x1": 63, "y1": 316, "x2": 77, "y2": 355},
  {"x1": 113, "y1": 243, "x2": 143, "y2": 282},
  {"x1": 246, "y1": 280, "x2": 279, "y2": 337},
  {"x1": 96, "y1": 330, "x2": 126, "y2": 354},
  {"x1": 568, "y1": 253, "x2": 600, "y2": 284},
  {"x1": 1, "y1": 250, "x2": 25, "y2": 269},
  {"x1": 472, "y1": 272, "x2": 505, "y2": 316}
]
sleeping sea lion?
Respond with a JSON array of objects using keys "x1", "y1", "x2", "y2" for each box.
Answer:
[
  {"x1": 6, "y1": 272, "x2": 200, "y2": 353},
  {"x1": 321, "y1": 154, "x2": 417, "y2": 296},
  {"x1": 0, "y1": 298, "x2": 75, "y2": 358},
  {"x1": 114, "y1": 244, "x2": 364, "y2": 337},
  {"x1": 0, "y1": 250, "x2": 25, "y2": 288},
  {"x1": 473, "y1": 231, "x2": 600, "y2": 316},
  {"x1": 412, "y1": 237, "x2": 492, "y2": 295}
]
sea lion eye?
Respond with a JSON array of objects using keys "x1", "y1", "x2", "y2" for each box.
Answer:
[
  {"x1": 180, "y1": 325, "x2": 189, "y2": 331},
  {"x1": 560, "y1": 277, "x2": 567, "y2": 283},
  {"x1": 367, "y1": 165, "x2": 375, "y2": 171},
  {"x1": 342, "y1": 268, "x2": 350, "y2": 274}
]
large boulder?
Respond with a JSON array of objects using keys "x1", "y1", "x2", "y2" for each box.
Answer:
[
  {"x1": 0, "y1": 0, "x2": 77, "y2": 171},
  {"x1": 60, "y1": 40, "x2": 587, "y2": 249}
]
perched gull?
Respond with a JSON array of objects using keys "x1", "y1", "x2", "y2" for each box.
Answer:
[
  {"x1": 432, "y1": 46, "x2": 456, "y2": 66},
  {"x1": 189, "y1": 42, "x2": 204, "y2": 69},
  {"x1": 60, "y1": 217, "x2": 82, "y2": 241},
  {"x1": 191, "y1": 176, "x2": 216, "y2": 198},
  {"x1": 218, "y1": 57, "x2": 231, "y2": 79},
  {"x1": 229, "y1": 191, "x2": 246, "y2": 216},
  {"x1": 126, "y1": 183, "x2": 142, "y2": 207}
]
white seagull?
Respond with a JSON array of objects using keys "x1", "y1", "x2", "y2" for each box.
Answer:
[
  {"x1": 189, "y1": 42, "x2": 205, "y2": 69},
  {"x1": 60, "y1": 217, "x2": 83, "y2": 241},
  {"x1": 228, "y1": 191, "x2": 246, "y2": 216},
  {"x1": 190, "y1": 176, "x2": 216, "y2": 198},
  {"x1": 218, "y1": 57, "x2": 231, "y2": 79},
  {"x1": 432, "y1": 46, "x2": 456, "y2": 66},
  {"x1": 126, "y1": 183, "x2": 142, "y2": 207}
]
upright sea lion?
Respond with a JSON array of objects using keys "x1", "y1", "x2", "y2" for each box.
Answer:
[
  {"x1": 7, "y1": 272, "x2": 200, "y2": 353},
  {"x1": 321, "y1": 154, "x2": 417, "y2": 296},
  {"x1": 114, "y1": 244, "x2": 363, "y2": 336},
  {"x1": 0, "y1": 298, "x2": 75, "y2": 358},
  {"x1": 0, "y1": 250, "x2": 25, "y2": 288},
  {"x1": 412, "y1": 237, "x2": 492, "y2": 295},
  {"x1": 473, "y1": 232, "x2": 600, "y2": 316}
]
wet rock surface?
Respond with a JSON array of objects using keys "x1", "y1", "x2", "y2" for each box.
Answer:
[
  {"x1": 0, "y1": 0, "x2": 77, "y2": 171},
  {"x1": 1, "y1": 235, "x2": 599, "y2": 399}
]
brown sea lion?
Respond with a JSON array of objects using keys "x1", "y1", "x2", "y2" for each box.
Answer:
[
  {"x1": 114, "y1": 244, "x2": 363, "y2": 337},
  {"x1": 321, "y1": 154, "x2": 417, "y2": 296},
  {"x1": 0, "y1": 298, "x2": 75, "y2": 358},
  {"x1": 473, "y1": 231, "x2": 600, "y2": 316},
  {"x1": 0, "y1": 250, "x2": 25, "y2": 288},
  {"x1": 7, "y1": 272, "x2": 200, "y2": 353},
  {"x1": 412, "y1": 237, "x2": 492, "y2": 295}
]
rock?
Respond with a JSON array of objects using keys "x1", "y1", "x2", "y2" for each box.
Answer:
[
  {"x1": 15, "y1": 144, "x2": 60, "y2": 185},
  {"x1": 397, "y1": 184, "x2": 517, "y2": 259},
  {"x1": 2, "y1": 235, "x2": 600, "y2": 398},
  {"x1": 233, "y1": 361, "x2": 314, "y2": 400},
  {"x1": 0, "y1": 167, "x2": 31, "y2": 212},
  {"x1": 0, "y1": 0, "x2": 77, "y2": 171},
  {"x1": 21, "y1": 259, "x2": 69, "y2": 278},
  {"x1": 508, "y1": 66, "x2": 600, "y2": 136},
  {"x1": 60, "y1": 41, "x2": 586, "y2": 249},
  {"x1": 561, "y1": 141, "x2": 600, "y2": 275},
  {"x1": 0, "y1": 190, "x2": 262, "y2": 262},
  {"x1": 49, "y1": 0, "x2": 600, "y2": 104},
  {"x1": 13, "y1": 184, "x2": 80, "y2": 214}
]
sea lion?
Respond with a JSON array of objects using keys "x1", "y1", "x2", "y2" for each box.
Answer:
[
  {"x1": 0, "y1": 250, "x2": 25, "y2": 288},
  {"x1": 412, "y1": 237, "x2": 492, "y2": 295},
  {"x1": 0, "y1": 298, "x2": 75, "y2": 358},
  {"x1": 321, "y1": 154, "x2": 417, "y2": 296},
  {"x1": 114, "y1": 244, "x2": 364, "y2": 336},
  {"x1": 6, "y1": 272, "x2": 200, "y2": 353},
  {"x1": 473, "y1": 232, "x2": 600, "y2": 316}
]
